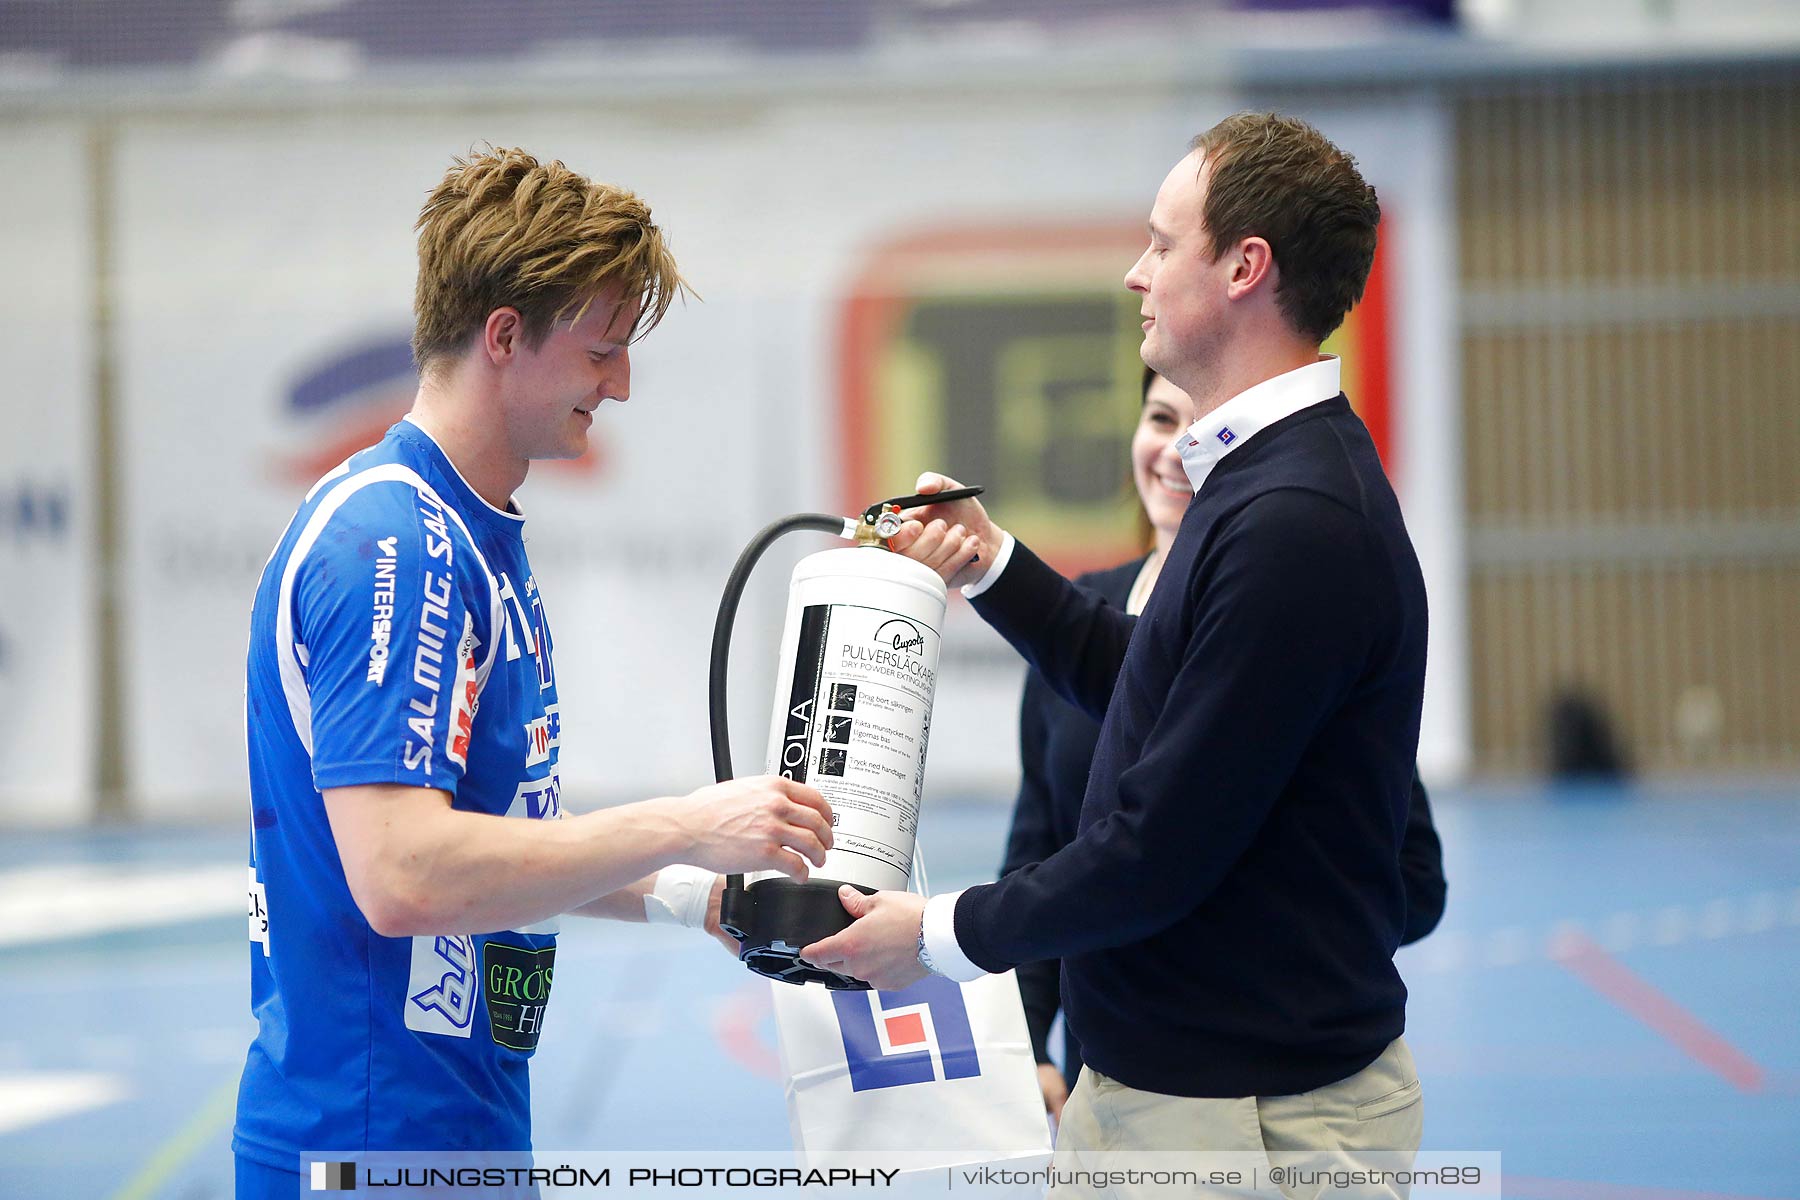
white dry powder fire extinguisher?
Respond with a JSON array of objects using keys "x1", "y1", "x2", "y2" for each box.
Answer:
[{"x1": 710, "y1": 487, "x2": 983, "y2": 991}]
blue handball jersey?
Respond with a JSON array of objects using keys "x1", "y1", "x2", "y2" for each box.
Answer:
[{"x1": 235, "y1": 418, "x2": 565, "y2": 1168}]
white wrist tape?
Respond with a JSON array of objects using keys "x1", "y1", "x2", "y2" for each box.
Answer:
[{"x1": 645, "y1": 864, "x2": 718, "y2": 929}]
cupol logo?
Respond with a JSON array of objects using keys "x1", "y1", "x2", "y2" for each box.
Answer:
[{"x1": 873, "y1": 619, "x2": 926, "y2": 655}]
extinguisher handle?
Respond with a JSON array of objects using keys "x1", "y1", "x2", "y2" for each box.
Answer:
[{"x1": 861, "y1": 485, "x2": 984, "y2": 524}]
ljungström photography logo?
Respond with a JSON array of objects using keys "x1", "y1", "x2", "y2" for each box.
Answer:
[{"x1": 310, "y1": 1160, "x2": 356, "y2": 1190}]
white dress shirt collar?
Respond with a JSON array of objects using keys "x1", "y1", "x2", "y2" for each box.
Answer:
[{"x1": 1177, "y1": 356, "x2": 1342, "y2": 494}]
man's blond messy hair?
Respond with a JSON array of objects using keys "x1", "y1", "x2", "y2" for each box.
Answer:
[{"x1": 411, "y1": 145, "x2": 689, "y2": 374}]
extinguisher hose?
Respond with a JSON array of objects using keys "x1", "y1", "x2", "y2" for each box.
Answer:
[{"x1": 709, "y1": 512, "x2": 851, "y2": 890}]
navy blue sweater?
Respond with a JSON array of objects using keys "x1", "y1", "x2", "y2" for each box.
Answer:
[
  {"x1": 1001, "y1": 560, "x2": 1447, "y2": 1089},
  {"x1": 960, "y1": 394, "x2": 1428, "y2": 1098}
]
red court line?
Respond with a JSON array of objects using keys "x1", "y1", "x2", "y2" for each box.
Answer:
[
  {"x1": 1505, "y1": 1174, "x2": 1785, "y2": 1200},
  {"x1": 1549, "y1": 928, "x2": 1765, "y2": 1093},
  {"x1": 712, "y1": 980, "x2": 783, "y2": 1080}
]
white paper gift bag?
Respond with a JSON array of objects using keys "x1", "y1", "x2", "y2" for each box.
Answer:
[{"x1": 769, "y1": 969, "x2": 1054, "y2": 1172}]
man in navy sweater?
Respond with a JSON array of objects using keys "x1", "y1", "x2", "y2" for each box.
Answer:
[{"x1": 804, "y1": 111, "x2": 1428, "y2": 1186}]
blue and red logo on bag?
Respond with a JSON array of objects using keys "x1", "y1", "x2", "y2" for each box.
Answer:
[{"x1": 831, "y1": 976, "x2": 980, "y2": 1091}]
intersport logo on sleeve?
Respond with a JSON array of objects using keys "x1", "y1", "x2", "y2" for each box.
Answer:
[{"x1": 829, "y1": 975, "x2": 979, "y2": 1092}]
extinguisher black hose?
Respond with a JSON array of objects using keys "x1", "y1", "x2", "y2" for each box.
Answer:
[{"x1": 710, "y1": 513, "x2": 849, "y2": 890}]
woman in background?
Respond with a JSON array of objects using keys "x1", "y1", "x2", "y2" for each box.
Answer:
[{"x1": 1001, "y1": 366, "x2": 1448, "y2": 1119}]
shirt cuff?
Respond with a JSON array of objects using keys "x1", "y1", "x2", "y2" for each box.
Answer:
[
  {"x1": 959, "y1": 530, "x2": 1016, "y2": 600},
  {"x1": 645, "y1": 864, "x2": 717, "y2": 929},
  {"x1": 921, "y1": 890, "x2": 988, "y2": 982}
]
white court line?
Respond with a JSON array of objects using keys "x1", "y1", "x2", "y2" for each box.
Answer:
[
  {"x1": 0, "y1": 864, "x2": 243, "y2": 948},
  {"x1": 0, "y1": 1071, "x2": 130, "y2": 1135},
  {"x1": 1400, "y1": 886, "x2": 1800, "y2": 975}
]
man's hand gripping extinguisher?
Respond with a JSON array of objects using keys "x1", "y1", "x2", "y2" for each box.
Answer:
[{"x1": 709, "y1": 488, "x2": 982, "y2": 991}]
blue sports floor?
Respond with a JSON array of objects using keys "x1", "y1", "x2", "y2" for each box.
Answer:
[{"x1": 1, "y1": 782, "x2": 1796, "y2": 1199}]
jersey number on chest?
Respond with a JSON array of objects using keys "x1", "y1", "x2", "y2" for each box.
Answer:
[{"x1": 497, "y1": 572, "x2": 554, "y2": 693}]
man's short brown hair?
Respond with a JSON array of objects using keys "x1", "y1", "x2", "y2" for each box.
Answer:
[
  {"x1": 411, "y1": 146, "x2": 688, "y2": 373},
  {"x1": 1190, "y1": 112, "x2": 1380, "y2": 344}
]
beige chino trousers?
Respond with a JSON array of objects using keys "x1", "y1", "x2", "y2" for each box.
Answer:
[{"x1": 1049, "y1": 1037, "x2": 1424, "y2": 1200}]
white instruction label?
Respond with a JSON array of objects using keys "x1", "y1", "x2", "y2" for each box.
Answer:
[{"x1": 773, "y1": 602, "x2": 940, "y2": 887}]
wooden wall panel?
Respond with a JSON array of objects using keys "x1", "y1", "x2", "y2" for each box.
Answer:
[{"x1": 1457, "y1": 76, "x2": 1800, "y2": 773}]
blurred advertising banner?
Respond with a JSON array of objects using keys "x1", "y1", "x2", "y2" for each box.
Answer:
[
  {"x1": 836, "y1": 219, "x2": 1397, "y2": 578},
  {"x1": 108, "y1": 91, "x2": 1461, "y2": 818},
  {"x1": 109, "y1": 128, "x2": 777, "y2": 819},
  {"x1": 0, "y1": 125, "x2": 97, "y2": 824}
]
